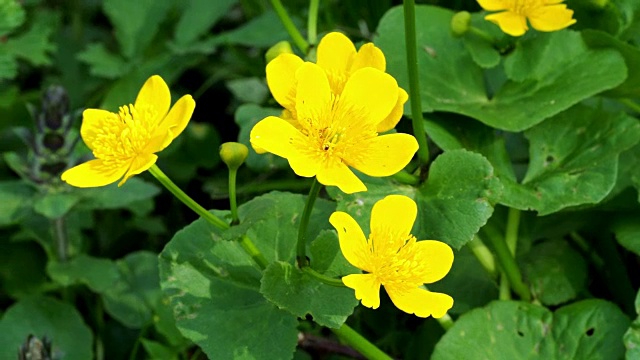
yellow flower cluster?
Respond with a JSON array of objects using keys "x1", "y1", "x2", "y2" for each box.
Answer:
[
  {"x1": 250, "y1": 32, "x2": 419, "y2": 194},
  {"x1": 253, "y1": 32, "x2": 453, "y2": 318},
  {"x1": 478, "y1": 0, "x2": 576, "y2": 36}
]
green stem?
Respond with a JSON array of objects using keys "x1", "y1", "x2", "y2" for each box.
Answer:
[
  {"x1": 149, "y1": 165, "x2": 228, "y2": 230},
  {"x1": 229, "y1": 168, "x2": 239, "y2": 225},
  {"x1": 332, "y1": 324, "x2": 393, "y2": 360},
  {"x1": 569, "y1": 232, "x2": 604, "y2": 268},
  {"x1": 129, "y1": 323, "x2": 150, "y2": 360},
  {"x1": 505, "y1": 208, "x2": 520, "y2": 254},
  {"x1": 620, "y1": 98, "x2": 640, "y2": 114},
  {"x1": 297, "y1": 179, "x2": 322, "y2": 267},
  {"x1": 436, "y1": 313, "x2": 455, "y2": 331},
  {"x1": 403, "y1": 0, "x2": 429, "y2": 166},
  {"x1": 499, "y1": 276, "x2": 511, "y2": 301},
  {"x1": 149, "y1": 165, "x2": 269, "y2": 269},
  {"x1": 467, "y1": 235, "x2": 497, "y2": 278},
  {"x1": 482, "y1": 221, "x2": 530, "y2": 301},
  {"x1": 270, "y1": 0, "x2": 309, "y2": 53},
  {"x1": 303, "y1": 267, "x2": 345, "y2": 287},
  {"x1": 53, "y1": 216, "x2": 68, "y2": 262},
  {"x1": 307, "y1": 0, "x2": 320, "y2": 45},
  {"x1": 392, "y1": 169, "x2": 420, "y2": 185},
  {"x1": 468, "y1": 26, "x2": 495, "y2": 44}
]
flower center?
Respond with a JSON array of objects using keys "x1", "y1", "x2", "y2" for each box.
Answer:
[
  {"x1": 91, "y1": 104, "x2": 157, "y2": 168},
  {"x1": 325, "y1": 69, "x2": 349, "y2": 95},
  {"x1": 367, "y1": 232, "x2": 430, "y2": 294}
]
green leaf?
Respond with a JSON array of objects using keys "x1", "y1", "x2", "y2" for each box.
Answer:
[
  {"x1": 211, "y1": 10, "x2": 302, "y2": 48},
  {"x1": 33, "y1": 192, "x2": 81, "y2": 219},
  {"x1": 141, "y1": 339, "x2": 179, "y2": 360},
  {"x1": 174, "y1": 0, "x2": 236, "y2": 46},
  {"x1": 509, "y1": 105, "x2": 640, "y2": 215},
  {"x1": 583, "y1": 29, "x2": 640, "y2": 98},
  {"x1": 624, "y1": 289, "x2": 640, "y2": 359},
  {"x1": 0, "y1": 180, "x2": 35, "y2": 226},
  {"x1": 226, "y1": 77, "x2": 269, "y2": 104},
  {"x1": 77, "y1": 177, "x2": 160, "y2": 210},
  {"x1": 521, "y1": 240, "x2": 588, "y2": 306},
  {"x1": 47, "y1": 255, "x2": 120, "y2": 293},
  {"x1": 309, "y1": 230, "x2": 357, "y2": 278},
  {"x1": 0, "y1": 0, "x2": 25, "y2": 37},
  {"x1": 159, "y1": 215, "x2": 298, "y2": 360},
  {"x1": 0, "y1": 241, "x2": 48, "y2": 298},
  {"x1": 433, "y1": 300, "x2": 630, "y2": 360},
  {"x1": 375, "y1": 6, "x2": 627, "y2": 131},
  {"x1": 260, "y1": 261, "x2": 358, "y2": 328},
  {"x1": 225, "y1": 191, "x2": 335, "y2": 263},
  {"x1": 235, "y1": 104, "x2": 288, "y2": 171},
  {"x1": 417, "y1": 150, "x2": 502, "y2": 249},
  {"x1": 4, "y1": 10, "x2": 57, "y2": 66},
  {"x1": 76, "y1": 43, "x2": 130, "y2": 79},
  {"x1": 0, "y1": 297, "x2": 93, "y2": 360},
  {"x1": 102, "y1": 0, "x2": 173, "y2": 58},
  {"x1": 613, "y1": 215, "x2": 640, "y2": 256},
  {"x1": 0, "y1": 52, "x2": 17, "y2": 80},
  {"x1": 102, "y1": 251, "x2": 162, "y2": 328},
  {"x1": 462, "y1": 13, "x2": 502, "y2": 69}
]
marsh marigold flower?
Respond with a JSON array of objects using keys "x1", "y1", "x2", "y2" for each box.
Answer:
[
  {"x1": 330, "y1": 195, "x2": 454, "y2": 317},
  {"x1": 250, "y1": 62, "x2": 418, "y2": 194},
  {"x1": 265, "y1": 32, "x2": 408, "y2": 133},
  {"x1": 61, "y1": 75, "x2": 195, "y2": 188},
  {"x1": 478, "y1": 0, "x2": 576, "y2": 36}
]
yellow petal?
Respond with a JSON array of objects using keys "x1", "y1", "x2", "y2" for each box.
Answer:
[
  {"x1": 528, "y1": 5, "x2": 576, "y2": 32},
  {"x1": 342, "y1": 274, "x2": 381, "y2": 309},
  {"x1": 415, "y1": 240, "x2": 454, "y2": 284},
  {"x1": 338, "y1": 68, "x2": 398, "y2": 126},
  {"x1": 295, "y1": 63, "x2": 332, "y2": 126},
  {"x1": 485, "y1": 11, "x2": 529, "y2": 36},
  {"x1": 329, "y1": 211, "x2": 370, "y2": 271},
  {"x1": 477, "y1": 0, "x2": 510, "y2": 11},
  {"x1": 266, "y1": 53, "x2": 304, "y2": 110},
  {"x1": 316, "y1": 161, "x2": 367, "y2": 194},
  {"x1": 377, "y1": 88, "x2": 408, "y2": 133},
  {"x1": 351, "y1": 43, "x2": 386, "y2": 72},
  {"x1": 80, "y1": 109, "x2": 116, "y2": 151},
  {"x1": 250, "y1": 116, "x2": 306, "y2": 160},
  {"x1": 61, "y1": 159, "x2": 127, "y2": 188},
  {"x1": 348, "y1": 133, "x2": 418, "y2": 177},
  {"x1": 134, "y1": 75, "x2": 171, "y2": 119},
  {"x1": 387, "y1": 287, "x2": 453, "y2": 318},
  {"x1": 316, "y1": 32, "x2": 357, "y2": 74},
  {"x1": 370, "y1": 195, "x2": 417, "y2": 242},
  {"x1": 150, "y1": 95, "x2": 196, "y2": 152},
  {"x1": 118, "y1": 153, "x2": 158, "y2": 187},
  {"x1": 288, "y1": 152, "x2": 322, "y2": 177}
]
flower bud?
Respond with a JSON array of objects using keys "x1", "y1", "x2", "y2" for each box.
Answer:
[
  {"x1": 38, "y1": 85, "x2": 69, "y2": 131},
  {"x1": 220, "y1": 142, "x2": 249, "y2": 171},
  {"x1": 18, "y1": 334, "x2": 52, "y2": 360},
  {"x1": 451, "y1": 11, "x2": 471, "y2": 37},
  {"x1": 265, "y1": 41, "x2": 294, "y2": 63}
]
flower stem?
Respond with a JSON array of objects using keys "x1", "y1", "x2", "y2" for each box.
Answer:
[
  {"x1": 392, "y1": 169, "x2": 419, "y2": 185},
  {"x1": 303, "y1": 267, "x2": 345, "y2": 287},
  {"x1": 619, "y1": 98, "x2": 640, "y2": 114},
  {"x1": 297, "y1": 179, "x2": 322, "y2": 267},
  {"x1": 53, "y1": 216, "x2": 68, "y2": 262},
  {"x1": 332, "y1": 324, "x2": 393, "y2": 360},
  {"x1": 467, "y1": 235, "x2": 497, "y2": 278},
  {"x1": 403, "y1": 0, "x2": 429, "y2": 166},
  {"x1": 436, "y1": 313, "x2": 454, "y2": 331},
  {"x1": 229, "y1": 168, "x2": 239, "y2": 225},
  {"x1": 307, "y1": 0, "x2": 320, "y2": 45},
  {"x1": 482, "y1": 219, "x2": 531, "y2": 301},
  {"x1": 505, "y1": 208, "x2": 520, "y2": 254},
  {"x1": 468, "y1": 26, "x2": 495, "y2": 44},
  {"x1": 149, "y1": 164, "x2": 269, "y2": 269},
  {"x1": 270, "y1": 0, "x2": 309, "y2": 53},
  {"x1": 149, "y1": 165, "x2": 228, "y2": 230}
]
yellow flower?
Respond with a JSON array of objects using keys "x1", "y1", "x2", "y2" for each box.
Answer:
[
  {"x1": 250, "y1": 62, "x2": 419, "y2": 194},
  {"x1": 61, "y1": 75, "x2": 195, "y2": 188},
  {"x1": 266, "y1": 32, "x2": 409, "y2": 133},
  {"x1": 478, "y1": 0, "x2": 576, "y2": 36},
  {"x1": 330, "y1": 195, "x2": 454, "y2": 318}
]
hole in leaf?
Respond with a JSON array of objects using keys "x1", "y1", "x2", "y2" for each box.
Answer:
[
  {"x1": 517, "y1": 330, "x2": 524, "y2": 337},
  {"x1": 586, "y1": 328, "x2": 595, "y2": 337},
  {"x1": 545, "y1": 155, "x2": 554, "y2": 163}
]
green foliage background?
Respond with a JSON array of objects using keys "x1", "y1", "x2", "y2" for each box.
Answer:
[{"x1": 2, "y1": 0, "x2": 640, "y2": 359}]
